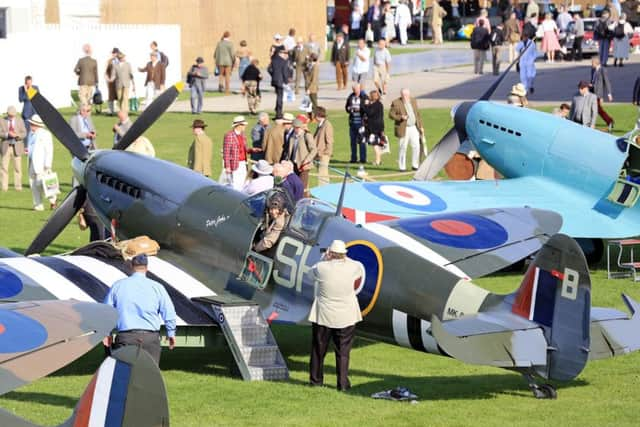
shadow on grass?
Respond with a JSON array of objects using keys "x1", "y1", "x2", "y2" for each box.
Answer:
[{"x1": 0, "y1": 391, "x2": 78, "y2": 409}]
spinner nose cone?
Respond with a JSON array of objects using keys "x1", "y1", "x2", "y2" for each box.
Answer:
[{"x1": 453, "y1": 101, "x2": 475, "y2": 142}]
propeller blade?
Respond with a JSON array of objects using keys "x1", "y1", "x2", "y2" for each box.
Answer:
[
  {"x1": 25, "y1": 186, "x2": 87, "y2": 256},
  {"x1": 114, "y1": 82, "x2": 184, "y2": 151},
  {"x1": 28, "y1": 88, "x2": 89, "y2": 161},
  {"x1": 479, "y1": 38, "x2": 533, "y2": 101},
  {"x1": 413, "y1": 127, "x2": 460, "y2": 181}
]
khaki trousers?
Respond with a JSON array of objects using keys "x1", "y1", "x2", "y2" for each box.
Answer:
[
  {"x1": 335, "y1": 62, "x2": 349, "y2": 89},
  {"x1": 1, "y1": 148, "x2": 22, "y2": 190},
  {"x1": 218, "y1": 65, "x2": 232, "y2": 94},
  {"x1": 78, "y1": 85, "x2": 93, "y2": 106},
  {"x1": 317, "y1": 154, "x2": 330, "y2": 186},
  {"x1": 118, "y1": 87, "x2": 130, "y2": 114}
]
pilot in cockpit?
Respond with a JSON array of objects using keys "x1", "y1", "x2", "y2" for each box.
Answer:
[{"x1": 253, "y1": 193, "x2": 290, "y2": 252}]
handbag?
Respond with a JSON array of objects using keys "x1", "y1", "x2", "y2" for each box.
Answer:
[
  {"x1": 299, "y1": 95, "x2": 312, "y2": 112},
  {"x1": 41, "y1": 171, "x2": 60, "y2": 198},
  {"x1": 129, "y1": 89, "x2": 139, "y2": 112}
]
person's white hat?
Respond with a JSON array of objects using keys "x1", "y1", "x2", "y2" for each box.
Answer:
[
  {"x1": 281, "y1": 112, "x2": 295, "y2": 123},
  {"x1": 28, "y1": 114, "x2": 45, "y2": 127},
  {"x1": 274, "y1": 33, "x2": 283, "y2": 40},
  {"x1": 252, "y1": 159, "x2": 273, "y2": 175},
  {"x1": 232, "y1": 115, "x2": 248, "y2": 127},
  {"x1": 328, "y1": 240, "x2": 348, "y2": 254},
  {"x1": 511, "y1": 83, "x2": 527, "y2": 97}
]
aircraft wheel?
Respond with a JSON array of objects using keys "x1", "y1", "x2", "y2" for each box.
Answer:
[
  {"x1": 536, "y1": 384, "x2": 558, "y2": 400},
  {"x1": 540, "y1": 384, "x2": 558, "y2": 399}
]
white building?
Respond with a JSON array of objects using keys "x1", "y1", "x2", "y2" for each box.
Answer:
[{"x1": 0, "y1": 0, "x2": 181, "y2": 109}]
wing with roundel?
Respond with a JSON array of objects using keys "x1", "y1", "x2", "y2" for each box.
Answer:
[
  {"x1": 0, "y1": 300, "x2": 116, "y2": 395},
  {"x1": 366, "y1": 207, "x2": 562, "y2": 279},
  {"x1": 310, "y1": 177, "x2": 640, "y2": 239}
]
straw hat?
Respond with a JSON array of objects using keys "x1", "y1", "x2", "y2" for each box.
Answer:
[
  {"x1": 28, "y1": 114, "x2": 45, "y2": 127},
  {"x1": 328, "y1": 240, "x2": 348, "y2": 254},
  {"x1": 511, "y1": 83, "x2": 526, "y2": 97},
  {"x1": 252, "y1": 160, "x2": 273, "y2": 175}
]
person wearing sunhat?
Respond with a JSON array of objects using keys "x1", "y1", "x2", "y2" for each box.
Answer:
[
  {"x1": 263, "y1": 112, "x2": 294, "y2": 164},
  {"x1": 103, "y1": 253, "x2": 177, "y2": 366},
  {"x1": 222, "y1": 115, "x2": 261, "y2": 190},
  {"x1": 1, "y1": 105, "x2": 27, "y2": 191},
  {"x1": 507, "y1": 83, "x2": 528, "y2": 107},
  {"x1": 188, "y1": 119, "x2": 213, "y2": 176},
  {"x1": 26, "y1": 114, "x2": 57, "y2": 211},
  {"x1": 242, "y1": 159, "x2": 274, "y2": 196},
  {"x1": 308, "y1": 239, "x2": 363, "y2": 391}
]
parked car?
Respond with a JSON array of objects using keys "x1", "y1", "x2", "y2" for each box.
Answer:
[{"x1": 565, "y1": 17, "x2": 600, "y2": 58}]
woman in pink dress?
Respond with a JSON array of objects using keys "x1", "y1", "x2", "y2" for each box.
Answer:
[{"x1": 540, "y1": 13, "x2": 561, "y2": 63}]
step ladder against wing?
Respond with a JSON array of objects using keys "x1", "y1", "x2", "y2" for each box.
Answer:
[{"x1": 195, "y1": 295, "x2": 289, "y2": 381}]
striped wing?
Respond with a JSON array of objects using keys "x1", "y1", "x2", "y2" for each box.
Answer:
[{"x1": 0, "y1": 253, "x2": 218, "y2": 326}]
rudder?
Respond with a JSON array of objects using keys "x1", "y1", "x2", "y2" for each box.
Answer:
[
  {"x1": 510, "y1": 233, "x2": 591, "y2": 381},
  {"x1": 61, "y1": 347, "x2": 169, "y2": 427}
]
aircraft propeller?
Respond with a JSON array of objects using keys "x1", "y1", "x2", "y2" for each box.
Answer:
[
  {"x1": 23, "y1": 83, "x2": 183, "y2": 255},
  {"x1": 414, "y1": 41, "x2": 533, "y2": 181}
]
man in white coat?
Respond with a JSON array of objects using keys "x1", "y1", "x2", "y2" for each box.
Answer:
[
  {"x1": 308, "y1": 240, "x2": 363, "y2": 391},
  {"x1": 394, "y1": 0, "x2": 412, "y2": 45},
  {"x1": 27, "y1": 114, "x2": 57, "y2": 211}
]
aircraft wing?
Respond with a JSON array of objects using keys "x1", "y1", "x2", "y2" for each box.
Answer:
[
  {"x1": 0, "y1": 248, "x2": 218, "y2": 327},
  {"x1": 310, "y1": 177, "x2": 640, "y2": 239},
  {"x1": 365, "y1": 207, "x2": 562, "y2": 279},
  {"x1": 0, "y1": 300, "x2": 117, "y2": 395}
]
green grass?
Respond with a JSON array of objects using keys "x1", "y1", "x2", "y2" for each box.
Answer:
[{"x1": 1, "y1": 104, "x2": 640, "y2": 426}]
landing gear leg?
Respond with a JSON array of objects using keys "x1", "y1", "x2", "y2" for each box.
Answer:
[{"x1": 523, "y1": 373, "x2": 558, "y2": 399}]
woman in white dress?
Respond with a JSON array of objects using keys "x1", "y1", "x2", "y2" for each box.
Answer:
[{"x1": 540, "y1": 13, "x2": 561, "y2": 63}]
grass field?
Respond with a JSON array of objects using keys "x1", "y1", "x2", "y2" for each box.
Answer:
[{"x1": 1, "y1": 103, "x2": 640, "y2": 426}]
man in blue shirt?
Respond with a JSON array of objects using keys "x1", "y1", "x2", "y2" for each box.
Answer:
[{"x1": 104, "y1": 254, "x2": 177, "y2": 365}]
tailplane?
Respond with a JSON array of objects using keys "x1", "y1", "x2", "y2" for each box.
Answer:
[
  {"x1": 509, "y1": 233, "x2": 591, "y2": 381},
  {"x1": 61, "y1": 346, "x2": 169, "y2": 427}
]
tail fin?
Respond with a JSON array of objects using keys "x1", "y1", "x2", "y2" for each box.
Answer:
[
  {"x1": 510, "y1": 233, "x2": 591, "y2": 381},
  {"x1": 61, "y1": 347, "x2": 169, "y2": 427}
]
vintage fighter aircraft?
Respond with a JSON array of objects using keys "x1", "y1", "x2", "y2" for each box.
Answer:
[
  {"x1": 311, "y1": 57, "x2": 640, "y2": 262},
  {"x1": 0, "y1": 298, "x2": 169, "y2": 426},
  {"x1": 1, "y1": 86, "x2": 639, "y2": 399}
]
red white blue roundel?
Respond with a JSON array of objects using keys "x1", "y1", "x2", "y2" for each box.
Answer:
[
  {"x1": 363, "y1": 183, "x2": 447, "y2": 212},
  {"x1": 0, "y1": 310, "x2": 48, "y2": 353},
  {"x1": 399, "y1": 213, "x2": 509, "y2": 249},
  {"x1": 345, "y1": 241, "x2": 383, "y2": 316},
  {"x1": 0, "y1": 267, "x2": 23, "y2": 299}
]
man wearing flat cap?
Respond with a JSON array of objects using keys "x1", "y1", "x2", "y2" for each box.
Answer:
[
  {"x1": 308, "y1": 240, "x2": 363, "y2": 391},
  {"x1": 187, "y1": 57, "x2": 209, "y2": 114},
  {"x1": 283, "y1": 118, "x2": 317, "y2": 197},
  {"x1": 1, "y1": 105, "x2": 27, "y2": 191},
  {"x1": 188, "y1": 119, "x2": 213, "y2": 176},
  {"x1": 104, "y1": 253, "x2": 177, "y2": 366}
]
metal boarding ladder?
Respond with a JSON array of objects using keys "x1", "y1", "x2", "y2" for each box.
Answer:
[{"x1": 196, "y1": 296, "x2": 289, "y2": 381}]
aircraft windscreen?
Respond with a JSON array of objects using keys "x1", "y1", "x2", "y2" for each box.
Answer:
[{"x1": 288, "y1": 199, "x2": 335, "y2": 243}]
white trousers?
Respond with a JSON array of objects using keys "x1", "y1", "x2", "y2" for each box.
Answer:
[
  {"x1": 397, "y1": 125, "x2": 420, "y2": 170},
  {"x1": 398, "y1": 24, "x2": 408, "y2": 45},
  {"x1": 220, "y1": 161, "x2": 248, "y2": 191},
  {"x1": 29, "y1": 174, "x2": 56, "y2": 208},
  {"x1": 144, "y1": 83, "x2": 158, "y2": 107}
]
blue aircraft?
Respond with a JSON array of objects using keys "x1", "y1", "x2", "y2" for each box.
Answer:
[{"x1": 311, "y1": 101, "x2": 640, "y2": 261}]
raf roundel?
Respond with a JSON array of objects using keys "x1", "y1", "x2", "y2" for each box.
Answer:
[
  {"x1": 0, "y1": 310, "x2": 48, "y2": 354},
  {"x1": 363, "y1": 183, "x2": 447, "y2": 212},
  {"x1": 0, "y1": 267, "x2": 23, "y2": 299},
  {"x1": 345, "y1": 240, "x2": 383, "y2": 317},
  {"x1": 399, "y1": 213, "x2": 509, "y2": 249}
]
